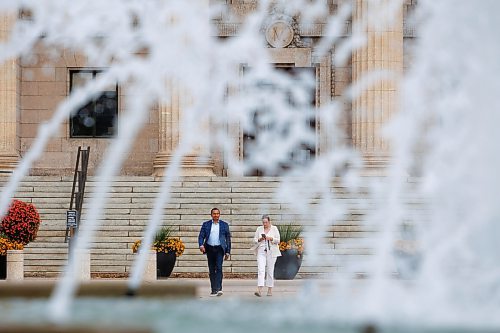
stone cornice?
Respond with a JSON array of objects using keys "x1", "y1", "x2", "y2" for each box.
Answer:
[
  {"x1": 211, "y1": 2, "x2": 416, "y2": 38},
  {"x1": 213, "y1": 20, "x2": 415, "y2": 38},
  {"x1": 213, "y1": 21, "x2": 350, "y2": 37}
]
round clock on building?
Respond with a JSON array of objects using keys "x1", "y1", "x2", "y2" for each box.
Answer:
[{"x1": 265, "y1": 20, "x2": 294, "y2": 48}]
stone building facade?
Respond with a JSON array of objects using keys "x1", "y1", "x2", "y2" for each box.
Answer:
[
  {"x1": 0, "y1": 0, "x2": 418, "y2": 277},
  {"x1": 0, "y1": 0, "x2": 417, "y2": 177}
]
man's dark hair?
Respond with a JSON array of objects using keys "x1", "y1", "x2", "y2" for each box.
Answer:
[{"x1": 211, "y1": 207, "x2": 220, "y2": 215}]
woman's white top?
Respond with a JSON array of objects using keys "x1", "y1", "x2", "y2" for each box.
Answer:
[{"x1": 251, "y1": 225, "x2": 281, "y2": 258}]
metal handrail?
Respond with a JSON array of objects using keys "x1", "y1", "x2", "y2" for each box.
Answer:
[{"x1": 65, "y1": 146, "x2": 90, "y2": 244}]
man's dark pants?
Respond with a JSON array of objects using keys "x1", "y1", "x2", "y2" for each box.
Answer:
[{"x1": 205, "y1": 244, "x2": 224, "y2": 292}]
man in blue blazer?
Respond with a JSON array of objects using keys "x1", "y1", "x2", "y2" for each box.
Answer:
[{"x1": 198, "y1": 207, "x2": 231, "y2": 296}]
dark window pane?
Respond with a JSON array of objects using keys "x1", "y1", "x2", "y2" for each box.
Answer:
[
  {"x1": 71, "y1": 102, "x2": 95, "y2": 137},
  {"x1": 69, "y1": 70, "x2": 118, "y2": 138},
  {"x1": 94, "y1": 92, "x2": 117, "y2": 137},
  {"x1": 71, "y1": 71, "x2": 93, "y2": 89}
]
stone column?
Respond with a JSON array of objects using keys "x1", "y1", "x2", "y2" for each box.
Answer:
[
  {"x1": 6, "y1": 250, "x2": 23, "y2": 280},
  {"x1": 351, "y1": 0, "x2": 403, "y2": 168},
  {"x1": 153, "y1": 83, "x2": 215, "y2": 176},
  {"x1": 143, "y1": 250, "x2": 157, "y2": 281},
  {"x1": 75, "y1": 249, "x2": 91, "y2": 281},
  {"x1": 0, "y1": 13, "x2": 19, "y2": 172}
]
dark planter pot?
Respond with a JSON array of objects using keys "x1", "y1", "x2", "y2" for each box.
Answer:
[
  {"x1": 0, "y1": 255, "x2": 6, "y2": 280},
  {"x1": 274, "y1": 249, "x2": 302, "y2": 280},
  {"x1": 156, "y1": 251, "x2": 176, "y2": 278}
]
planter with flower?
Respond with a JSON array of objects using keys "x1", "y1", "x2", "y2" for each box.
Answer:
[
  {"x1": 0, "y1": 236, "x2": 24, "y2": 279},
  {"x1": 132, "y1": 226, "x2": 185, "y2": 278},
  {"x1": 0, "y1": 199, "x2": 41, "y2": 279},
  {"x1": 275, "y1": 223, "x2": 304, "y2": 280}
]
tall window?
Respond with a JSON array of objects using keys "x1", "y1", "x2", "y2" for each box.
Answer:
[
  {"x1": 70, "y1": 70, "x2": 118, "y2": 138},
  {"x1": 243, "y1": 66, "x2": 317, "y2": 176}
]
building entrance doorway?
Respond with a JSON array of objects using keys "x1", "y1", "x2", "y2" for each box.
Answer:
[{"x1": 242, "y1": 66, "x2": 317, "y2": 176}]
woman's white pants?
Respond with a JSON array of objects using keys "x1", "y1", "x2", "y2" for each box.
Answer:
[{"x1": 257, "y1": 248, "x2": 277, "y2": 287}]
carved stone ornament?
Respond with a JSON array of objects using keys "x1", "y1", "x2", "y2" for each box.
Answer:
[{"x1": 265, "y1": 20, "x2": 294, "y2": 48}]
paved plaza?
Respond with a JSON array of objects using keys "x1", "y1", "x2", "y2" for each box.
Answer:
[
  {"x1": 160, "y1": 277, "x2": 335, "y2": 299},
  {"x1": 1, "y1": 277, "x2": 334, "y2": 300},
  {"x1": 179, "y1": 278, "x2": 301, "y2": 299}
]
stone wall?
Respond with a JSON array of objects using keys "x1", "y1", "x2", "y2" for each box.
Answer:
[{"x1": 18, "y1": 45, "x2": 158, "y2": 176}]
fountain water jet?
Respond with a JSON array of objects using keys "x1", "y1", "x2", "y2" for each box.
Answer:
[{"x1": 0, "y1": 0, "x2": 499, "y2": 331}]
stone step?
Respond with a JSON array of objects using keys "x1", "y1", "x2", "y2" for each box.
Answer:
[{"x1": 1, "y1": 175, "x2": 421, "y2": 277}]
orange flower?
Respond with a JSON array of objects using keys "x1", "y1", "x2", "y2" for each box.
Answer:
[
  {"x1": 279, "y1": 238, "x2": 304, "y2": 256},
  {"x1": 0, "y1": 237, "x2": 24, "y2": 256},
  {"x1": 131, "y1": 238, "x2": 185, "y2": 257}
]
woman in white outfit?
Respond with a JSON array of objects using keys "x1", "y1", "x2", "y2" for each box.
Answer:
[{"x1": 252, "y1": 214, "x2": 281, "y2": 297}]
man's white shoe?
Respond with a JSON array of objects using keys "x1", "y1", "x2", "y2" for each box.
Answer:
[{"x1": 217, "y1": 291, "x2": 223, "y2": 296}]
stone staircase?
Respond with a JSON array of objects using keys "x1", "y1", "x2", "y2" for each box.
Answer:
[{"x1": 1, "y1": 175, "x2": 383, "y2": 278}]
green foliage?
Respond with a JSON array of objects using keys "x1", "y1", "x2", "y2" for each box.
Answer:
[
  {"x1": 154, "y1": 225, "x2": 174, "y2": 243},
  {"x1": 277, "y1": 223, "x2": 303, "y2": 243}
]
